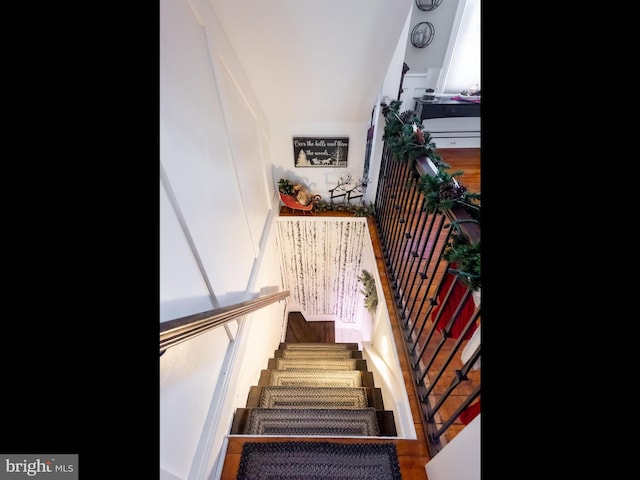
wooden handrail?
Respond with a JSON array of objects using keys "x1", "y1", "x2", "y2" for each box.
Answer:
[
  {"x1": 414, "y1": 155, "x2": 480, "y2": 245},
  {"x1": 160, "y1": 290, "x2": 290, "y2": 354}
]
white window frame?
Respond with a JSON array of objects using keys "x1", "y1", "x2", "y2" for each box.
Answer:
[{"x1": 436, "y1": 0, "x2": 481, "y2": 96}]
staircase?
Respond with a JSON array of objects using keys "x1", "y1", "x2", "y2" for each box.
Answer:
[{"x1": 230, "y1": 341, "x2": 397, "y2": 436}]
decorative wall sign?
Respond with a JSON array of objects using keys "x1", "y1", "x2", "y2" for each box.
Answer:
[{"x1": 293, "y1": 137, "x2": 349, "y2": 167}]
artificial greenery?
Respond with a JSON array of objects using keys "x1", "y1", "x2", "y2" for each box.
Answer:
[
  {"x1": 382, "y1": 100, "x2": 448, "y2": 169},
  {"x1": 418, "y1": 169, "x2": 481, "y2": 221},
  {"x1": 357, "y1": 269, "x2": 378, "y2": 313},
  {"x1": 382, "y1": 98, "x2": 482, "y2": 290},
  {"x1": 314, "y1": 199, "x2": 376, "y2": 217},
  {"x1": 278, "y1": 178, "x2": 296, "y2": 196},
  {"x1": 279, "y1": 176, "x2": 375, "y2": 217},
  {"x1": 443, "y1": 220, "x2": 481, "y2": 290}
]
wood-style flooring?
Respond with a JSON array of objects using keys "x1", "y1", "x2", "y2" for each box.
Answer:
[{"x1": 220, "y1": 148, "x2": 480, "y2": 480}]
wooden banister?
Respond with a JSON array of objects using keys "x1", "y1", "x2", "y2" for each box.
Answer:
[{"x1": 160, "y1": 290, "x2": 290, "y2": 354}]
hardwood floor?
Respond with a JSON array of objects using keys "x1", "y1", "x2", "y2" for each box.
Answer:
[
  {"x1": 284, "y1": 311, "x2": 335, "y2": 343},
  {"x1": 220, "y1": 148, "x2": 480, "y2": 480},
  {"x1": 437, "y1": 147, "x2": 480, "y2": 193}
]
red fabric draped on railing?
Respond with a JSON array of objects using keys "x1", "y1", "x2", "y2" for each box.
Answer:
[
  {"x1": 459, "y1": 399, "x2": 481, "y2": 424},
  {"x1": 431, "y1": 263, "x2": 478, "y2": 340}
]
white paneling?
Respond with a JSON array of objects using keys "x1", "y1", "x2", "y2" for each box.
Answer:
[
  {"x1": 425, "y1": 414, "x2": 481, "y2": 480},
  {"x1": 160, "y1": 181, "x2": 215, "y2": 322},
  {"x1": 213, "y1": 63, "x2": 271, "y2": 256},
  {"x1": 160, "y1": 326, "x2": 231, "y2": 479},
  {"x1": 258, "y1": 128, "x2": 275, "y2": 202},
  {"x1": 160, "y1": 0, "x2": 255, "y2": 299}
]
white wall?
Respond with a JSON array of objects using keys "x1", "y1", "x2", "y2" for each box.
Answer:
[
  {"x1": 401, "y1": 1, "x2": 481, "y2": 105},
  {"x1": 269, "y1": 120, "x2": 371, "y2": 202},
  {"x1": 403, "y1": 1, "x2": 460, "y2": 76},
  {"x1": 160, "y1": 0, "x2": 272, "y2": 314},
  {"x1": 160, "y1": 0, "x2": 285, "y2": 478},
  {"x1": 208, "y1": 1, "x2": 413, "y2": 124},
  {"x1": 361, "y1": 224, "x2": 417, "y2": 439},
  {"x1": 160, "y1": 324, "x2": 236, "y2": 478},
  {"x1": 204, "y1": 222, "x2": 288, "y2": 480},
  {"x1": 160, "y1": 220, "x2": 287, "y2": 480},
  {"x1": 160, "y1": 178, "x2": 217, "y2": 321},
  {"x1": 425, "y1": 414, "x2": 481, "y2": 480},
  {"x1": 207, "y1": 0, "x2": 413, "y2": 204}
]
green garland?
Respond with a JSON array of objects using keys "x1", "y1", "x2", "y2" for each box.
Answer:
[
  {"x1": 382, "y1": 100, "x2": 448, "y2": 169},
  {"x1": 278, "y1": 178, "x2": 375, "y2": 217},
  {"x1": 383, "y1": 99, "x2": 481, "y2": 290},
  {"x1": 278, "y1": 178, "x2": 296, "y2": 196},
  {"x1": 444, "y1": 219, "x2": 481, "y2": 290},
  {"x1": 357, "y1": 269, "x2": 378, "y2": 313},
  {"x1": 418, "y1": 169, "x2": 481, "y2": 221},
  {"x1": 314, "y1": 200, "x2": 376, "y2": 217}
]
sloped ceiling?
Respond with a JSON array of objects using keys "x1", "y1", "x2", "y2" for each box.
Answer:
[{"x1": 208, "y1": 0, "x2": 412, "y2": 123}]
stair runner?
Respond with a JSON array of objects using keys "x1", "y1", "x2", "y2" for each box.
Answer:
[{"x1": 230, "y1": 342, "x2": 397, "y2": 436}]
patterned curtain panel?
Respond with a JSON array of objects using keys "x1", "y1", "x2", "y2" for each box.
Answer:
[{"x1": 276, "y1": 218, "x2": 367, "y2": 323}]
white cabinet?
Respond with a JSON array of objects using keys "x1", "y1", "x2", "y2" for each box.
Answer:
[{"x1": 422, "y1": 116, "x2": 480, "y2": 148}]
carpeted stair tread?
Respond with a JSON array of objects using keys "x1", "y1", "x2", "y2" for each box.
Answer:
[
  {"x1": 259, "y1": 369, "x2": 375, "y2": 388},
  {"x1": 267, "y1": 357, "x2": 368, "y2": 371},
  {"x1": 238, "y1": 341, "x2": 398, "y2": 440},
  {"x1": 246, "y1": 386, "x2": 386, "y2": 409},
  {"x1": 236, "y1": 441, "x2": 402, "y2": 480},
  {"x1": 274, "y1": 349, "x2": 362, "y2": 359},
  {"x1": 238, "y1": 407, "x2": 381, "y2": 436},
  {"x1": 231, "y1": 408, "x2": 397, "y2": 436},
  {"x1": 258, "y1": 386, "x2": 368, "y2": 409},
  {"x1": 279, "y1": 342, "x2": 359, "y2": 350}
]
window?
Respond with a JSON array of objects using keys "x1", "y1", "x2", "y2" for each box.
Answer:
[{"x1": 437, "y1": 0, "x2": 480, "y2": 95}]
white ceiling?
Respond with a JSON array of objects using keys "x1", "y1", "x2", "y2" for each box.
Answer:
[{"x1": 208, "y1": 0, "x2": 412, "y2": 123}]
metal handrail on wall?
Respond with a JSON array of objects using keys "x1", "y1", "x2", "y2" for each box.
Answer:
[
  {"x1": 159, "y1": 290, "x2": 290, "y2": 355},
  {"x1": 375, "y1": 143, "x2": 481, "y2": 457}
]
